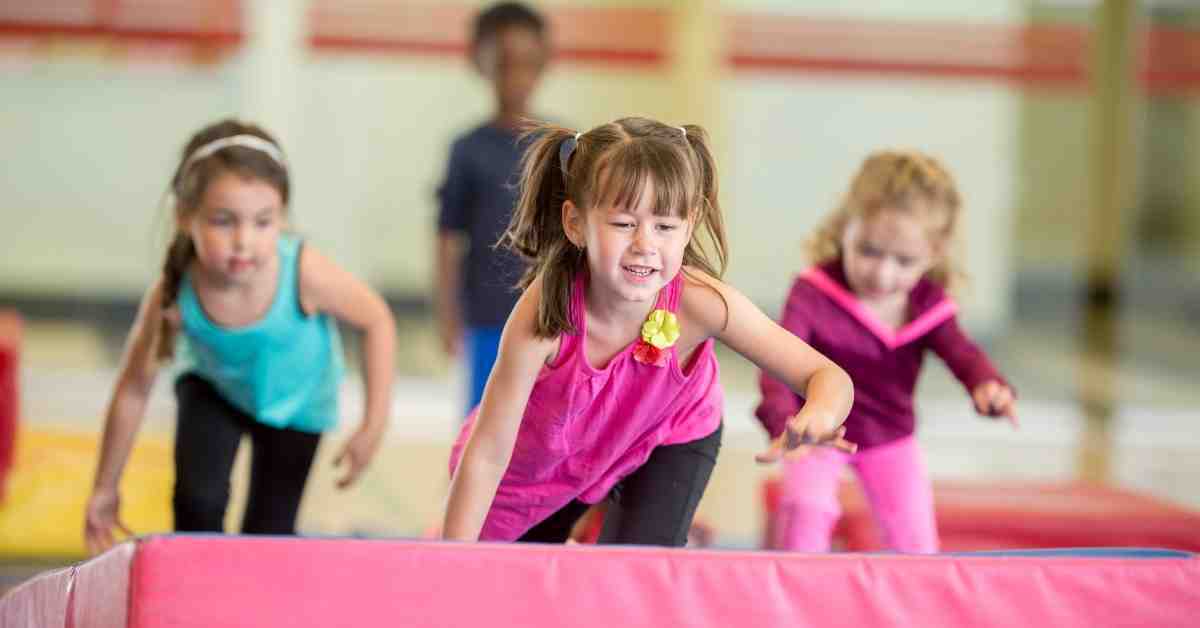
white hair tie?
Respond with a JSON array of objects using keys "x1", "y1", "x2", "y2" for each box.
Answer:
[{"x1": 182, "y1": 134, "x2": 287, "y2": 173}]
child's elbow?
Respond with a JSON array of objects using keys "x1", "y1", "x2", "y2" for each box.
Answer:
[{"x1": 368, "y1": 300, "x2": 397, "y2": 337}]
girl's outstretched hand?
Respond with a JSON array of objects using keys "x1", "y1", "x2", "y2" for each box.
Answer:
[
  {"x1": 972, "y1": 380, "x2": 1018, "y2": 429},
  {"x1": 755, "y1": 411, "x2": 857, "y2": 464},
  {"x1": 334, "y1": 424, "x2": 385, "y2": 489},
  {"x1": 84, "y1": 488, "x2": 134, "y2": 556}
]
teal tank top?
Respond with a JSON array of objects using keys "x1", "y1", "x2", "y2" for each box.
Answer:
[{"x1": 175, "y1": 235, "x2": 344, "y2": 433}]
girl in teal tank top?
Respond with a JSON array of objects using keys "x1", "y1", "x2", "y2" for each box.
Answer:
[
  {"x1": 175, "y1": 234, "x2": 343, "y2": 434},
  {"x1": 84, "y1": 120, "x2": 397, "y2": 553}
]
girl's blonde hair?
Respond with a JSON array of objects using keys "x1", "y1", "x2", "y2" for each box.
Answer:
[
  {"x1": 503, "y1": 117, "x2": 728, "y2": 338},
  {"x1": 157, "y1": 119, "x2": 289, "y2": 360},
  {"x1": 808, "y1": 149, "x2": 964, "y2": 291}
]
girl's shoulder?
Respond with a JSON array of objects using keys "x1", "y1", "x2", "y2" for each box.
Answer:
[
  {"x1": 509, "y1": 273, "x2": 564, "y2": 363},
  {"x1": 678, "y1": 266, "x2": 726, "y2": 307},
  {"x1": 678, "y1": 266, "x2": 736, "y2": 336}
]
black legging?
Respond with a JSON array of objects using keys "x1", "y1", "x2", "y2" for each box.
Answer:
[
  {"x1": 173, "y1": 374, "x2": 321, "y2": 535},
  {"x1": 518, "y1": 422, "x2": 722, "y2": 546}
]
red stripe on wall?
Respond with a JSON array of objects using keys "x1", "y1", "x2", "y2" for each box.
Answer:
[
  {"x1": 728, "y1": 16, "x2": 1089, "y2": 88},
  {"x1": 1143, "y1": 27, "x2": 1200, "y2": 94},
  {"x1": 307, "y1": 36, "x2": 464, "y2": 58},
  {"x1": 727, "y1": 55, "x2": 1087, "y2": 86},
  {"x1": 0, "y1": 21, "x2": 240, "y2": 45},
  {"x1": 0, "y1": 0, "x2": 242, "y2": 46},
  {"x1": 729, "y1": 15, "x2": 1200, "y2": 93},
  {"x1": 308, "y1": 35, "x2": 665, "y2": 67},
  {"x1": 308, "y1": 3, "x2": 669, "y2": 67}
]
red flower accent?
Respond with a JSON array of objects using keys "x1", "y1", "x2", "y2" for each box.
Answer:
[{"x1": 633, "y1": 340, "x2": 667, "y2": 367}]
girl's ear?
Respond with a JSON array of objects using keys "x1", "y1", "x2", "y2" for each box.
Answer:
[{"x1": 561, "y1": 200, "x2": 585, "y2": 249}]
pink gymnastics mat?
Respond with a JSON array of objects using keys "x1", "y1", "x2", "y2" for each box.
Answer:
[{"x1": 3, "y1": 534, "x2": 1198, "y2": 627}]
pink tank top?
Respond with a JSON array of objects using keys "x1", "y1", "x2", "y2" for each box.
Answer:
[{"x1": 449, "y1": 270, "x2": 724, "y2": 541}]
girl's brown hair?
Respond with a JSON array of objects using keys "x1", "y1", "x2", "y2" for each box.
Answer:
[
  {"x1": 157, "y1": 119, "x2": 289, "y2": 360},
  {"x1": 502, "y1": 116, "x2": 727, "y2": 338},
  {"x1": 808, "y1": 149, "x2": 964, "y2": 291}
]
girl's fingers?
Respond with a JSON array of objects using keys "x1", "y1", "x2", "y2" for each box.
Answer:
[
  {"x1": 987, "y1": 387, "x2": 1017, "y2": 426},
  {"x1": 332, "y1": 443, "x2": 348, "y2": 468},
  {"x1": 336, "y1": 455, "x2": 367, "y2": 489},
  {"x1": 997, "y1": 388, "x2": 1015, "y2": 413},
  {"x1": 811, "y1": 426, "x2": 855, "y2": 453},
  {"x1": 832, "y1": 437, "x2": 857, "y2": 453},
  {"x1": 90, "y1": 528, "x2": 112, "y2": 556},
  {"x1": 784, "y1": 413, "x2": 811, "y2": 445},
  {"x1": 782, "y1": 443, "x2": 814, "y2": 461},
  {"x1": 972, "y1": 387, "x2": 991, "y2": 414},
  {"x1": 754, "y1": 437, "x2": 784, "y2": 464},
  {"x1": 975, "y1": 381, "x2": 1006, "y2": 412},
  {"x1": 806, "y1": 426, "x2": 845, "y2": 445},
  {"x1": 998, "y1": 392, "x2": 1019, "y2": 429},
  {"x1": 821, "y1": 426, "x2": 847, "y2": 442}
]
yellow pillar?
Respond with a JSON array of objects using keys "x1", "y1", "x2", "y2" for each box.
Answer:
[
  {"x1": 666, "y1": 0, "x2": 730, "y2": 268},
  {"x1": 667, "y1": 0, "x2": 726, "y2": 164},
  {"x1": 1078, "y1": 0, "x2": 1139, "y2": 483},
  {"x1": 239, "y1": 0, "x2": 305, "y2": 143}
]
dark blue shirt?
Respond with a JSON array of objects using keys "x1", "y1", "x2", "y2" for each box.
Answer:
[{"x1": 436, "y1": 123, "x2": 528, "y2": 327}]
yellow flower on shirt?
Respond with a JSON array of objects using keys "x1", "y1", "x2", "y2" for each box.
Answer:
[{"x1": 640, "y1": 309, "x2": 680, "y2": 350}]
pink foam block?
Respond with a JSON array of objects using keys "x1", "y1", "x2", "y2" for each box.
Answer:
[
  {"x1": 838, "y1": 481, "x2": 1200, "y2": 553},
  {"x1": 0, "y1": 309, "x2": 21, "y2": 500},
  {"x1": 762, "y1": 478, "x2": 1200, "y2": 553},
  {"x1": 4, "y1": 535, "x2": 1199, "y2": 627},
  {"x1": 75, "y1": 543, "x2": 135, "y2": 628},
  {"x1": 0, "y1": 565, "x2": 71, "y2": 628},
  {"x1": 0, "y1": 540, "x2": 132, "y2": 628}
]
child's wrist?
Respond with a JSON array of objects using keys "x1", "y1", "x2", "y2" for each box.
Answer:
[
  {"x1": 360, "y1": 415, "x2": 388, "y2": 434},
  {"x1": 795, "y1": 407, "x2": 840, "y2": 434},
  {"x1": 91, "y1": 480, "x2": 120, "y2": 495}
]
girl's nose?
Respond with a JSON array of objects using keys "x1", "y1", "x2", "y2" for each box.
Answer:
[
  {"x1": 632, "y1": 225, "x2": 654, "y2": 253},
  {"x1": 872, "y1": 259, "x2": 897, "y2": 286},
  {"x1": 234, "y1": 225, "x2": 252, "y2": 249}
]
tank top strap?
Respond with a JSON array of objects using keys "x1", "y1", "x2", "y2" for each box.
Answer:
[
  {"x1": 275, "y1": 235, "x2": 302, "y2": 319},
  {"x1": 278, "y1": 234, "x2": 301, "y2": 275},
  {"x1": 662, "y1": 269, "x2": 685, "y2": 312}
]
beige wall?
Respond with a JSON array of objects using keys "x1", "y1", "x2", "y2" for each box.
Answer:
[{"x1": 0, "y1": 0, "x2": 1089, "y2": 337}]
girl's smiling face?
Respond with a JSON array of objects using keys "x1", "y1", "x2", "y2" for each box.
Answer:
[{"x1": 564, "y1": 177, "x2": 692, "y2": 306}]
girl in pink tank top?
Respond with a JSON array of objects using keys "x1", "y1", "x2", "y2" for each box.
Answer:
[{"x1": 443, "y1": 117, "x2": 857, "y2": 545}]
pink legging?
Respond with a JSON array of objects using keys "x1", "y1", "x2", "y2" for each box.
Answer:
[{"x1": 776, "y1": 435, "x2": 939, "y2": 553}]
